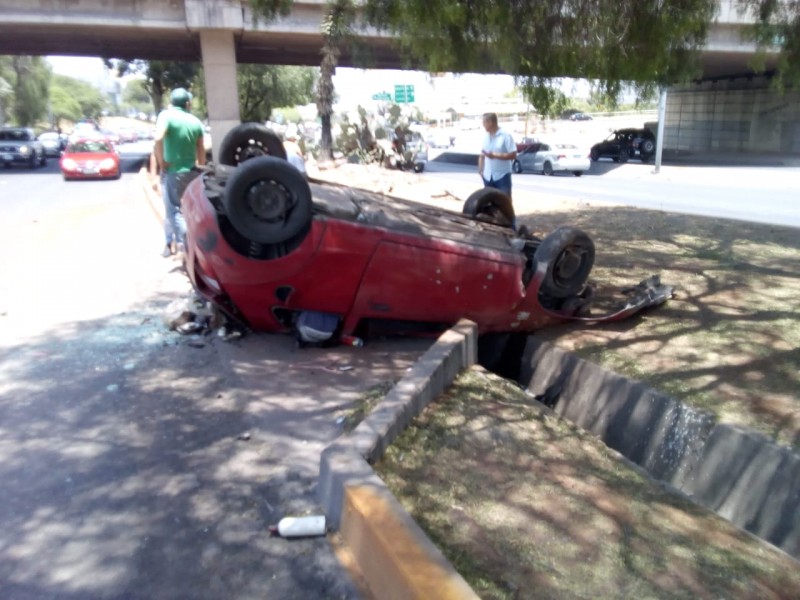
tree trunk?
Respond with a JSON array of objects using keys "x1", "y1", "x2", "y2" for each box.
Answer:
[{"x1": 320, "y1": 113, "x2": 333, "y2": 162}]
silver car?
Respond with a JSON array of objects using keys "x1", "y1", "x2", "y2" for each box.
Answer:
[{"x1": 512, "y1": 142, "x2": 591, "y2": 177}]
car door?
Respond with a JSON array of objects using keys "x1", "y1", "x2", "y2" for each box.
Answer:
[
  {"x1": 532, "y1": 144, "x2": 549, "y2": 172},
  {"x1": 518, "y1": 144, "x2": 540, "y2": 172}
]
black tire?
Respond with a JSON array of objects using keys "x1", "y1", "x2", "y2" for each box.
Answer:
[
  {"x1": 618, "y1": 152, "x2": 628, "y2": 164},
  {"x1": 542, "y1": 162, "x2": 554, "y2": 176},
  {"x1": 218, "y1": 123, "x2": 286, "y2": 167},
  {"x1": 590, "y1": 148, "x2": 599, "y2": 161},
  {"x1": 512, "y1": 160, "x2": 522, "y2": 174},
  {"x1": 414, "y1": 162, "x2": 425, "y2": 173},
  {"x1": 462, "y1": 187, "x2": 515, "y2": 228},
  {"x1": 572, "y1": 171, "x2": 582, "y2": 177},
  {"x1": 534, "y1": 226, "x2": 595, "y2": 298},
  {"x1": 641, "y1": 139, "x2": 655, "y2": 154},
  {"x1": 223, "y1": 156, "x2": 312, "y2": 245}
]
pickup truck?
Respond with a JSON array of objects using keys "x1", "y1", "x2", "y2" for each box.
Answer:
[{"x1": 0, "y1": 127, "x2": 46, "y2": 168}]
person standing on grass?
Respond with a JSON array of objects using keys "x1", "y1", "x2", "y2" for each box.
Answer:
[
  {"x1": 153, "y1": 87, "x2": 205, "y2": 257},
  {"x1": 478, "y1": 112, "x2": 517, "y2": 228}
]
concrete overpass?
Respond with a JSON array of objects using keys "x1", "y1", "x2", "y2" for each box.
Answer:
[{"x1": 0, "y1": 0, "x2": 795, "y2": 155}]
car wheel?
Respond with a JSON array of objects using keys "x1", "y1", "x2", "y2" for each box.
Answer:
[
  {"x1": 618, "y1": 152, "x2": 628, "y2": 164},
  {"x1": 462, "y1": 187, "x2": 515, "y2": 229},
  {"x1": 590, "y1": 148, "x2": 599, "y2": 161},
  {"x1": 512, "y1": 160, "x2": 521, "y2": 174},
  {"x1": 572, "y1": 171, "x2": 582, "y2": 177},
  {"x1": 414, "y1": 162, "x2": 425, "y2": 173},
  {"x1": 218, "y1": 122, "x2": 287, "y2": 167},
  {"x1": 223, "y1": 156, "x2": 312, "y2": 245},
  {"x1": 542, "y1": 162, "x2": 554, "y2": 176},
  {"x1": 641, "y1": 139, "x2": 655, "y2": 154},
  {"x1": 534, "y1": 226, "x2": 595, "y2": 298}
]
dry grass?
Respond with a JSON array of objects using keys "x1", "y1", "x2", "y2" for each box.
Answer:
[{"x1": 376, "y1": 369, "x2": 800, "y2": 600}]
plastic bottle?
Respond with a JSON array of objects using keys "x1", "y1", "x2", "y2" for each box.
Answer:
[
  {"x1": 340, "y1": 334, "x2": 364, "y2": 347},
  {"x1": 274, "y1": 515, "x2": 327, "y2": 538}
]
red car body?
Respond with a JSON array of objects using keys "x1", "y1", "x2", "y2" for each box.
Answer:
[
  {"x1": 60, "y1": 138, "x2": 121, "y2": 180},
  {"x1": 182, "y1": 162, "x2": 668, "y2": 339}
]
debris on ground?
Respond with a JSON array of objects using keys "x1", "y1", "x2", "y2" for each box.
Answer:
[{"x1": 268, "y1": 515, "x2": 327, "y2": 538}]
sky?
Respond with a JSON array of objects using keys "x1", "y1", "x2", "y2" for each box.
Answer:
[{"x1": 47, "y1": 55, "x2": 523, "y2": 110}]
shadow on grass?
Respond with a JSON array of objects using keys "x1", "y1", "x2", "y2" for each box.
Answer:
[
  {"x1": 520, "y1": 205, "x2": 800, "y2": 449},
  {"x1": 377, "y1": 371, "x2": 800, "y2": 600}
]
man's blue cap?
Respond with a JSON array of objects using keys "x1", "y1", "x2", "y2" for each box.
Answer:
[{"x1": 170, "y1": 88, "x2": 192, "y2": 107}]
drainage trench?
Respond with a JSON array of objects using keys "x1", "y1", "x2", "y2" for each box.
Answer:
[{"x1": 478, "y1": 333, "x2": 800, "y2": 560}]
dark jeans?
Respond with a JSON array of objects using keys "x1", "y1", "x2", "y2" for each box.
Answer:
[
  {"x1": 482, "y1": 172, "x2": 512, "y2": 196},
  {"x1": 481, "y1": 172, "x2": 516, "y2": 229}
]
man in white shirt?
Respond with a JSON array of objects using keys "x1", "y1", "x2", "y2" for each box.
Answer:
[{"x1": 478, "y1": 112, "x2": 517, "y2": 228}]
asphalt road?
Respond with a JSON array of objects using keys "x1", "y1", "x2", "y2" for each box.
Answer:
[
  {"x1": 0, "y1": 150, "x2": 428, "y2": 599},
  {"x1": 425, "y1": 156, "x2": 800, "y2": 228}
]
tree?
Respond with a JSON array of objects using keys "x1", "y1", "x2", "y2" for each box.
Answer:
[
  {"x1": 237, "y1": 64, "x2": 316, "y2": 122},
  {"x1": 111, "y1": 60, "x2": 199, "y2": 114},
  {"x1": 361, "y1": 0, "x2": 718, "y2": 114},
  {"x1": 8, "y1": 56, "x2": 51, "y2": 126},
  {"x1": 738, "y1": 0, "x2": 800, "y2": 90},
  {"x1": 50, "y1": 74, "x2": 107, "y2": 124},
  {"x1": 316, "y1": 1, "x2": 355, "y2": 160},
  {"x1": 122, "y1": 78, "x2": 153, "y2": 115}
]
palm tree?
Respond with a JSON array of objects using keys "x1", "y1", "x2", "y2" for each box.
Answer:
[{"x1": 317, "y1": 1, "x2": 354, "y2": 161}]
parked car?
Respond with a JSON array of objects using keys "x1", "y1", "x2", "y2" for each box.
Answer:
[
  {"x1": 117, "y1": 128, "x2": 138, "y2": 144},
  {"x1": 590, "y1": 128, "x2": 656, "y2": 163},
  {"x1": 179, "y1": 123, "x2": 670, "y2": 344},
  {"x1": 60, "y1": 138, "x2": 121, "y2": 180},
  {"x1": 100, "y1": 129, "x2": 121, "y2": 145},
  {"x1": 516, "y1": 137, "x2": 539, "y2": 153},
  {"x1": 512, "y1": 142, "x2": 591, "y2": 176},
  {"x1": 0, "y1": 127, "x2": 46, "y2": 168},
  {"x1": 570, "y1": 112, "x2": 593, "y2": 121},
  {"x1": 37, "y1": 131, "x2": 66, "y2": 157}
]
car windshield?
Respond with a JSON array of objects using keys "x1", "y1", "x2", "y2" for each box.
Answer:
[
  {"x1": 0, "y1": 129, "x2": 31, "y2": 141},
  {"x1": 68, "y1": 141, "x2": 111, "y2": 153}
]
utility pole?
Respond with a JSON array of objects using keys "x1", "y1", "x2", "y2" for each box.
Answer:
[{"x1": 653, "y1": 87, "x2": 667, "y2": 174}]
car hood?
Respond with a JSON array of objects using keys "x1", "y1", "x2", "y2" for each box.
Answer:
[{"x1": 62, "y1": 152, "x2": 116, "y2": 162}]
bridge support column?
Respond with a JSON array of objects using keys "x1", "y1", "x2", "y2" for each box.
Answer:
[{"x1": 199, "y1": 30, "x2": 240, "y2": 162}]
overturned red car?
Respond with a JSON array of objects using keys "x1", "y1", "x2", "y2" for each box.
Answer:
[{"x1": 181, "y1": 124, "x2": 670, "y2": 345}]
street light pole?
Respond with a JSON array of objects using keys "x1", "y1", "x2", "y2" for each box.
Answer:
[{"x1": 653, "y1": 87, "x2": 667, "y2": 174}]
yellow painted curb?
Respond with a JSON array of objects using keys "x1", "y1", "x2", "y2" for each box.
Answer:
[{"x1": 341, "y1": 485, "x2": 479, "y2": 600}]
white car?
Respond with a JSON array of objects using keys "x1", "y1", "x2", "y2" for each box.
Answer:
[{"x1": 512, "y1": 142, "x2": 591, "y2": 176}]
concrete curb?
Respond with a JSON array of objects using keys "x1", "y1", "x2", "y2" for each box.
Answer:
[
  {"x1": 521, "y1": 338, "x2": 800, "y2": 559},
  {"x1": 318, "y1": 320, "x2": 480, "y2": 599}
]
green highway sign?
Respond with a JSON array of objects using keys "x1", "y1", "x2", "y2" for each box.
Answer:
[
  {"x1": 372, "y1": 92, "x2": 392, "y2": 101},
  {"x1": 394, "y1": 84, "x2": 415, "y2": 103}
]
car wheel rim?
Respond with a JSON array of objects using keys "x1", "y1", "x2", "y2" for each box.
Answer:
[
  {"x1": 245, "y1": 180, "x2": 295, "y2": 222},
  {"x1": 235, "y1": 139, "x2": 269, "y2": 163},
  {"x1": 554, "y1": 247, "x2": 584, "y2": 283}
]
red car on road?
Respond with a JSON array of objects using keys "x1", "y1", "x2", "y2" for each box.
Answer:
[
  {"x1": 182, "y1": 124, "x2": 670, "y2": 345},
  {"x1": 60, "y1": 138, "x2": 121, "y2": 180}
]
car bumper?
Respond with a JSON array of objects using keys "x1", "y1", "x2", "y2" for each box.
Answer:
[
  {"x1": 552, "y1": 158, "x2": 591, "y2": 171},
  {"x1": 61, "y1": 166, "x2": 119, "y2": 178},
  {"x1": 1, "y1": 151, "x2": 32, "y2": 163}
]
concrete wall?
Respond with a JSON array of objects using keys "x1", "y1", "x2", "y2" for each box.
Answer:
[{"x1": 665, "y1": 77, "x2": 800, "y2": 154}]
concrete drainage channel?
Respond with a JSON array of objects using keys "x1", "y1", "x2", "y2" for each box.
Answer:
[
  {"x1": 519, "y1": 338, "x2": 800, "y2": 560},
  {"x1": 318, "y1": 322, "x2": 799, "y2": 597}
]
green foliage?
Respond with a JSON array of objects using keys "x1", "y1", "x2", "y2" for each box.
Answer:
[
  {"x1": 6, "y1": 56, "x2": 51, "y2": 126},
  {"x1": 237, "y1": 64, "x2": 316, "y2": 122},
  {"x1": 111, "y1": 59, "x2": 199, "y2": 114},
  {"x1": 361, "y1": 0, "x2": 717, "y2": 114},
  {"x1": 738, "y1": 0, "x2": 800, "y2": 89},
  {"x1": 122, "y1": 78, "x2": 152, "y2": 115},
  {"x1": 51, "y1": 74, "x2": 107, "y2": 123},
  {"x1": 247, "y1": 0, "x2": 293, "y2": 23}
]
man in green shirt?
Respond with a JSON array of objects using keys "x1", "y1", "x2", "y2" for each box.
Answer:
[{"x1": 154, "y1": 87, "x2": 205, "y2": 257}]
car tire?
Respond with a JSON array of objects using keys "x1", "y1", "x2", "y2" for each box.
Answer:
[
  {"x1": 223, "y1": 155, "x2": 312, "y2": 245},
  {"x1": 534, "y1": 226, "x2": 595, "y2": 298},
  {"x1": 414, "y1": 163, "x2": 425, "y2": 173},
  {"x1": 572, "y1": 171, "x2": 582, "y2": 177},
  {"x1": 512, "y1": 160, "x2": 522, "y2": 174},
  {"x1": 641, "y1": 139, "x2": 655, "y2": 154},
  {"x1": 590, "y1": 148, "x2": 599, "y2": 161},
  {"x1": 218, "y1": 122, "x2": 287, "y2": 167},
  {"x1": 618, "y1": 152, "x2": 628, "y2": 164},
  {"x1": 462, "y1": 187, "x2": 515, "y2": 229},
  {"x1": 542, "y1": 162, "x2": 554, "y2": 176}
]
